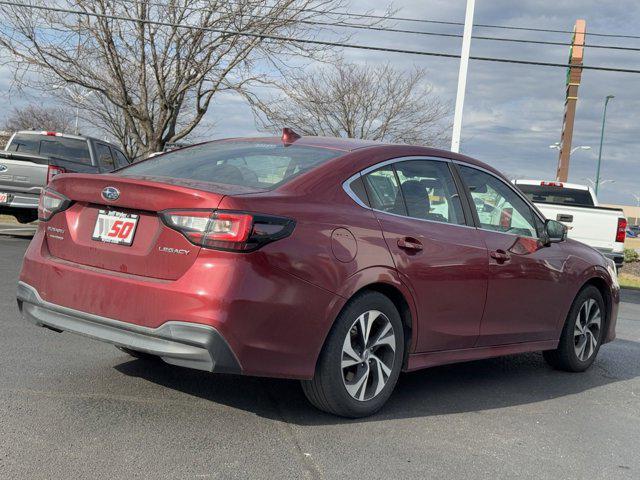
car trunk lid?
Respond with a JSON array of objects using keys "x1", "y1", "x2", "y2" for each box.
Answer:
[{"x1": 44, "y1": 174, "x2": 231, "y2": 280}]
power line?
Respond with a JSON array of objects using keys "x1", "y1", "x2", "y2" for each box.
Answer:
[
  {"x1": 119, "y1": 0, "x2": 640, "y2": 52},
  {"x1": 2, "y1": 1, "x2": 640, "y2": 74},
  {"x1": 305, "y1": 6, "x2": 640, "y2": 40}
]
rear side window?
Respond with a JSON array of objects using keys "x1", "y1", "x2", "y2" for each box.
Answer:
[
  {"x1": 516, "y1": 184, "x2": 595, "y2": 207},
  {"x1": 96, "y1": 143, "x2": 116, "y2": 171},
  {"x1": 362, "y1": 165, "x2": 405, "y2": 215},
  {"x1": 359, "y1": 159, "x2": 465, "y2": 225},
  {"x1": 7, "y1": 134, "x2": 91, "y2": 165},
  {"x1": 348, "y1": 176, "x2": 370, "y2": 207},
  {"x1": 118, "y1": 142, "x2": 342, "y2": 189},
  {"x1": 394, "y1": 160, "x2": 465, "y2": 225}
]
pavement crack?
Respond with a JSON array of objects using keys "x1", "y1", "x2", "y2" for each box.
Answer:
[{"x1": 264, "y1": 388, "x2": 323, "y2": 480}]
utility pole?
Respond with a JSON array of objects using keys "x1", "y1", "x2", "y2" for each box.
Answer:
[
  {"x1": 450, "y1": 0, "x2": 475, "y2": 153},
  {"x1": 595, "y1": 95, "x2": 614, "y2": 195},
  {"x1": 555, "y1": 19, "x2": 586, "y2": 181}
]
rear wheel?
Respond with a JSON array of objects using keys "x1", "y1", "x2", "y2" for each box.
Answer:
[
  {"x1": 301, "y1": 291, "x2": 404, "y2": 418},
  {"x1": 543, "y1": 286, "x2": 604, "y2": 372}
]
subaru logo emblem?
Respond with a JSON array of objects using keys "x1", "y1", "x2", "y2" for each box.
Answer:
[
  {"x1": 0, "y1": 164, "x2": 7, "y2": 173},
  {"x1": 101, "y1": 186, "x2": 120, "y2": 201}
]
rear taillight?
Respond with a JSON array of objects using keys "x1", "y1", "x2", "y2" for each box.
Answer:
[
  {"x1": 38, "y1": 189, "x2": 71, "y2": 221},
  {"x1": 616, "y1": 217, "x2": 627, "y2": 243},
  {"x1": 160, "y1": 210, "x2": 295, "y2": 252},
  {"x1": 47, "y1": 165, "x2": 67, "y2": 183}
]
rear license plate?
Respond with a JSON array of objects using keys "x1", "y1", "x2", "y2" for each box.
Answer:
[
  {"x1": 92, "y1": 210, "x2": 139, "y2": 246},
  {"x1": 0, "y1": 193, "x2": 10, "y2": 204}
]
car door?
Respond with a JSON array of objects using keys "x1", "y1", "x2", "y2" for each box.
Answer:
[
  {"x1": 456, "y1": 164, "x2": 570, "y2": 346},
  {"x1": 361, "y1": 158, "x2": 488, "y2": 352}
]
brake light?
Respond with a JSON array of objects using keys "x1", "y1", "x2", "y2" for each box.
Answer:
[
  {"x1": 616, "y1": 217, "x2": 627, "y2": 243},
  {"x1": 47, "y1": 165, "x2": 67, "y2": 183},
  {"x1": 38, "y1": 189, "x2": 71, "y2": 221},
  {"x1": 541, "y1": 181, "x2": 563, "y2": 187},
  {"x1": 160, "y1": 210, "x2": 295, "y2": 252},
  {"x1": 43, "y1": 131, "x2": 60, "y2": 136}
]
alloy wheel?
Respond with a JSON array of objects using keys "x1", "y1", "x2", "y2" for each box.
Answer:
[
  {"x1": 573, "y1": 298, "x2": 601, "y2": 362},
  {"x1": 341, "y1": 310, "x2": 397, "y2": 401}
]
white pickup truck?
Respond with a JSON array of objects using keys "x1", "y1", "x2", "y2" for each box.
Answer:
[{"x1": 514, "y1": 180, "x2": 627, "y2": 268}]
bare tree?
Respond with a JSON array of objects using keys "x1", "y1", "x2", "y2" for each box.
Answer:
[
  {"x1": 248, "y1": 61, "x2": 451, "y2": 146},
  {"x1": 0, "y1": 1, "x2": 387, "y2": 155},
  {"x1": 3, "y1": 105, "x2": 73, "y2": 133}
]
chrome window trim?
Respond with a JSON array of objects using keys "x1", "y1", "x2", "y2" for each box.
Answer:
[
  {"x1": 342, "y1": 171, "x2": 370, "y2": 210},
  {"x1": 341, "y1": 155, "x2": 474, "y2": 229}
]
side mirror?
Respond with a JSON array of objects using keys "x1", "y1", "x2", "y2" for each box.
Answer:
[{"x1": 543, "y1": 219, "x2": 567, "y2": 245}]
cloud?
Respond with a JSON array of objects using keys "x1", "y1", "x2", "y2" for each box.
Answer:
[{"x1": 0, "y1": 1, "x2": 638, "y2": 203}]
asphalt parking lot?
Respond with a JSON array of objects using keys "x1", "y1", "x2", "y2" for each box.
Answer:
[{"x1": 0, "y1": 235, "x2": 638, "y2": 480}]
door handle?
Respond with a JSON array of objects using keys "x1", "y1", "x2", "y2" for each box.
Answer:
[
  {"x1": 490, "y1": 249, "x2": 510, "y2": 263},
  {"x1": 397, "y1": 238, "x2": 423, "y2": 251}
]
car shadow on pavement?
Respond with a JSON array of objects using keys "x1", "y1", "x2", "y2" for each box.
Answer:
[{"x1": 115, "y1": 338, "x2": 640, "y2": 425}]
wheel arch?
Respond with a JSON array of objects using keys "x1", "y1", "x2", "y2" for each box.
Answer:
[
  {"x1": 579, "y1": 275, "x2": 613, "y2": 341},
  {"x1": 335, "y1": 267, "x2": 418, "y2": 369}
]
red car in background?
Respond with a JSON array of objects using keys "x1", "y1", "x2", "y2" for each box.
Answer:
[{"x1": 17, "y1": 131, "x2": 619, "y2": 417}]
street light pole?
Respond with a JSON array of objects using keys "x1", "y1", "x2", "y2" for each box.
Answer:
[
  {"x1": 450, "y1": 0, "x2": 475, "y2": 153},
  {"x1": 595, "y1": 95, "x2": 614, "y2": 195}
]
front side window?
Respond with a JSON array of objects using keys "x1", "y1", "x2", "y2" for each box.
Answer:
[{"x1": 459, "y1": 166, "x2": 540, "y2": 238}]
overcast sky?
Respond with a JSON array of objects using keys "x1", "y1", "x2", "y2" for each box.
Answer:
[
  {"x1": 1, "y1": 1, "x2": 639, "y2": 204},
  {"x1": 205, "y1": 0, "x2": 640, "y2": 205}
]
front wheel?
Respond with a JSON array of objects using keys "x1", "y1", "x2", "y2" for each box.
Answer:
[
  {"x1": 301, "y1": 291, "x2": 405, "y2": 418},
  {"x1": 543, "y1": 285, "x2": 605, "y2": 372}
]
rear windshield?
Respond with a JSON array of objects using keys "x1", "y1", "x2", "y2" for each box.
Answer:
[
  {"x1": 517, "y1": 184, "x2": 595, "y2": 207},
  {"x1": 119, "y1": 141, "x2": 342, "y2": 189},
  {"x1": 7, "y1": 133, "x2": 91, "y2": 165}
]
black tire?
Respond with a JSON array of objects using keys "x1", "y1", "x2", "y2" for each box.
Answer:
[
  {"x1": 543, "y1": 285, "x2": 605, "y2": 372},
  {"x1": 116, "y1": 346, "x2": 158, "y2": 360},
  {"x1": 301, "y1": 291, "x2": 405, "y2": 418}
]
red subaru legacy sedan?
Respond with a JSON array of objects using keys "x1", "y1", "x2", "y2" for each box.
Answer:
[{"x1": 17, "y1": 132, "x2": 620, "y2": 417}]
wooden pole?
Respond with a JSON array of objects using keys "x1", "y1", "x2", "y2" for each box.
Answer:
[{"x1": 556, "y1": 19, "x2": 586, "y2": 182}]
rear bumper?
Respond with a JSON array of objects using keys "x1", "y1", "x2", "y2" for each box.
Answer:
[
  {"x1": 603, "y1": 252, "x2": 624, "y2": 268},
  {"x1": 19, "y1": 228, "x2": 345, "y2": 379},
  {"x1": 0, "y1": 191, "x2": 39, "y2": 210},
  {"x1": 17, "y1": 281, "x2": 241, "y2": 374}
]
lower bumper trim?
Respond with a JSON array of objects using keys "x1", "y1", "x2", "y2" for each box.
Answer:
[
  {"x1": 603, "y1": 252, "x2": 624, "y2": 268},
  {"x1": 16, "y1": 281, "x2": 241, "y2": 374}
]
